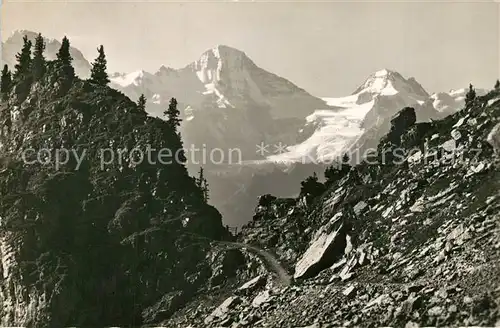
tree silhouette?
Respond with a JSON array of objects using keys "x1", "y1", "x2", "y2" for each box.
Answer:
[
  {"x1": 56, "y1": 36, "x2": 75, "y2": 83},
  {"x1": 32, "y1": 33, "x2": 46, "y2": 81},
  {"x1": 56, "y1": 36, "x2": 72, "y2": 65},
  {"x1": 465, "y1": 83, "x2": 476, "y2": 106},
  {"x1": 342, "y1": 152, "x2": 350, "y2": 164},
  {"x1": 164, "y1": 98, "x2": 182, "y2": 131},
  {"x1": 495, "y1": 79, "x2": 500, "y2": 90},
  {"x1": 137, "y1": 94, "x2": 147, "y2": 112},
  {"x1": 196, "y1": 167, "x2": 209, "y2": 202},
  {"x1": 13, "y1": 35, "x2": 32, "y2": 80},
  {"x1": 300, "y1": 172, "x2": 325, "y2": 204},
  {"x1": 90, "y1": 45, "x2": 110, "y2": 86},
  {"x1": 162, "y1": 98, "x2": 186, "y2": 165},
  {"x1": 1, "y1": 65, "x2": 12, "y2": 101},
  {"x1": 325, "y1": 152, "x2": 352, "y2": 186}
]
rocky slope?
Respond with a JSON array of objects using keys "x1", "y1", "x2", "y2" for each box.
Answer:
[
  {"x1": 0, "y1": 49, "x2": 242, "y2": 326},
  {"x1": 164, "y1": 88, "x2": 500, "y2": 327}
]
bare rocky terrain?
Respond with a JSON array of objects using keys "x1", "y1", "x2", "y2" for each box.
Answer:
[{"x1": 164, "y1": 89, "x2": 500, "y2": 328}]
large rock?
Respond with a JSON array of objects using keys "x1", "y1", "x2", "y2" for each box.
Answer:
[
  {"x1": 204, "y1": 296, "x2": 241, "y2": 324},
  {"x1": 388, "y1": 107, "x2": 417, "y2": 144},
  {"x1": 487, "y1": 122, "x2": 500, "y2": 154},
  {"x1": 252, "y1": 290, "x2": 274, "y2": 308},
  {"x1": 294, "y1": 215, "x2": 348, "y2": 279},
  {"x1": 141, "y1": 290, "x2": 186, "y2": 323},
  {"x1": 237, "y1": 275, "x2": 266, "y2": 295}
]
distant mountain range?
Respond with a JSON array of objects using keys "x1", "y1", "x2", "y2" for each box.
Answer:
[
  {"x1": 106, "y1": 50, "x2": 487, "y2": 165},
  {"x1": 2, "y1": 30, "x2": 488, "y2": 226},
  {"x1": 107, "y1": 45, "x2": 331, "y2": 160},
  {"x1": 2, "y1": 30, "x2": 484, "y2": 165}
]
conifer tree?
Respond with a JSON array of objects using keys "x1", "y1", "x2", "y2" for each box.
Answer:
[
  {"x1": 162, "y1": 98, "x2": 186, "y2": 165},
  {"x1": 13, "y1": 35, "x2": 32, "y2": 80},
  {"x1": 1, "y1": 65, "x2": 12, "y2": 101},
  {"x1": 196, "y1": 167, "x2": 203, "y2": 188},
  {"x1": 495, "y1": 79, "x2": 500, "y2": 90},
  {"x1": 300, "y1": 172, "x2": 325, "y2": 199},
  {"x1": 196, "y1": 167, "x2": 209, "y2": 201},
  {"x1": 90, "y1": 45, "x2": 110, "y2": 86},
  {"x1": 342, "y1": 152, "x2": 350, "y2": 164},
  {"x1": 202, "y1": 178, "x2": 209, "y2": 202},
  {"x1": 137, "y1": 94, "x2": 147, "y2": 112},
  {"x1": 465, "y1": 83, "x2": 476, "y2": 106},
  {"x1": 56, "y1": 36, "x2": 75, "y2": 81},
  {"x1": 164, "y1": 98, "x2": 182, "y2": 130},
  {"x1": 32, "y1": 33, "x2": 46, "y2": 81},
  {"x1": 56, "y1": 36, "x2": 72, "y2": 64}
]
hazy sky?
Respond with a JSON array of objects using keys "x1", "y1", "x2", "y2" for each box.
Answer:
[{"x1": 2, "y1": 0, "x2": 499, "y2": 96}]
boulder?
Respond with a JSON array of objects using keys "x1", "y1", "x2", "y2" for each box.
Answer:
[
  {"x1": 204, "y1": 296, "x2": 241, "y2": 324},
  {"x1": 388, "y1": 107, "x2": 417, "y2": 143},
  {"x1": 209, "y1": 249, "x2": 246, "y2": 287},
  {"x1": 141, "y1": 290, "x2": 186, "y2": 323},
  {"x1": 252, "y1": 290, "x2": 274, "y2": 307},
  {"x1": 237, "y1": 275, "x2": 266, "y2": 295},
  {"x1": 487, "y1": 122, "x2": 500, "y2": 154},
  {"x1": 294, "y1": 216, "x2": 348, "y2": 279}
]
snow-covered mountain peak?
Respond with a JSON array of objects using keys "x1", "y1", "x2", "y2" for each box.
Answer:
[
  {"x1": 374, "y1": 68, "x2": 394, "y2": 77},
  {"x1": 189, "y1": 45, "x2": 253, "y2": 82},
  {"x1": 155, "y1": 65, "x2": 177, "y2": 76},
  {"x1": 352, "y1": 68, "x2": 428, "y2": 100},
  {"x1": 110, "y1": 70, "x2": 153, "y2": 87},
  {"x1": 7, "y1": 30, "x2": 38, "y2": 40},
  {"x1": 269, "y1": 69, "x2": 445, "y2": 164},
  {"x1": 206, "y1": 44, "x2": 248, "y2": 61},
  {"x1": 6, "y1": 30, "x2": 73, "y2": 50},
  {"x1": 353, "y1": 69, "x2": 400, "y2": 93},
  {"x1": 6, "y1": 30, "x2": 53, "y2": 43}
]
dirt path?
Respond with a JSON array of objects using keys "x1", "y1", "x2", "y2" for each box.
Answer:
[{"x1": 215, "y1": 241, "x2": 292, "y2": 286}]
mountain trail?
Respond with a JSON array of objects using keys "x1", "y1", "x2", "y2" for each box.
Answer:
[{"x1": 215, "y1": 241, "x2": 292, "y2": 286}]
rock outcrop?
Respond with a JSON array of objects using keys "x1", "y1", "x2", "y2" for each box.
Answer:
[
  {"x1": 488, "y1": 122, "x2": 500, "y2": 154},
  {"x1": 294, "y1": 214, "x2": 348, "y2": 280}
]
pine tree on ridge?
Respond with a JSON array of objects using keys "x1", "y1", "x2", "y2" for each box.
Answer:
[
  {"x1": 196, "y1": 167, "x2": 209, "y2": 201},
  {"x1": 164, "y1": 98, "x2": 182, "y2": 131},
  {"x1": 137, "y1": 94, "x2": 147, "y2": 112},
  {"x1": 1, "y1": 65, "x2": 12, "y2": 101},
  {"x1": 465, "y1": 83, "x2": 476, "y2": 106},
  {"x1": 13, "y1": 35, "x2": 32, "y2": 80},
  {"x1": 56, "y1": 36, "x2": 73, "y2": 66},
  {"x1": 163, "y1": 98, "x2": 186, "y2": 165},
  {"x1": 56, "y1": 36, "x2": 75, "y2": 88},
  {"x1": 32, "y1": 33, "x2": 46, "y2": 81},
  {"x1": 90, "y1": 45, "x2": 110, "y2": 86}
]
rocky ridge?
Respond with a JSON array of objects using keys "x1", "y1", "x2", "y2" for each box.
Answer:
[{"x1": 0, "y1": 52, "x2": 242, "y2": 326}]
